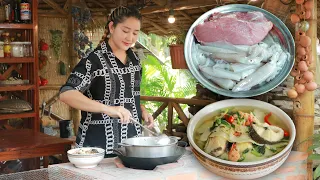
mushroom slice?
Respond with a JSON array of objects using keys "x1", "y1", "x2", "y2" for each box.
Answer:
[{"x1": 249, "y1": 123, "x2": 284, "y2": 144}]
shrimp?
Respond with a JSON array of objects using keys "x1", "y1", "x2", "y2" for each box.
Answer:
[
  {"x1": 239, "y1": 111, "x2": 250, "y2": 120},
  {"x1": 228, "y1": 143, "x2": 240, "y2": 162}
]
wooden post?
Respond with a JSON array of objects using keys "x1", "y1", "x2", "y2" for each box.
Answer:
[
  {"x1": 67, "y1": 0, "x2": 81, "y2": 135},
  {"x1": 293, "y1": 0, "x2": 317, "y2": 179},
  {"x1": 167, "y1": 102, "x2": 173, "y2": 135}
]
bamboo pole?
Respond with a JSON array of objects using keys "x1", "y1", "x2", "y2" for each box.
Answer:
[{"x1": 293, "y1": 0, "x2": 317, "y2": 179}]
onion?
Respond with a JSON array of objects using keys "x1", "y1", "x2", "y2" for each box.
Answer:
[
  {"x1": 295, "y1": 84, "x2": 306, "y2": 94},
  {"x1": 305, "y1": 81, "x2": 317, "y2": 91},
  {"x1": 296, "y1": 74, "x2": 303, "y2": 81},
  {"x1": 303, "y1": 71, "x2": 313, "y2": 81},
  {"x1": 302, "y1": 55, "x2": 308, "y2": 61},
  {"x1": 299, "y1": 78, "x2": 307, "y2": 84},
  {"x1": 296, "y1": 0, "x2": 304, "y2": 4},
  {"x1": 290, "y1": 69, "x2": 299, "y2": 77},
  {"x1": 287, "y1": 89, "x2": 298, "y2": 99},
  {"x1": 305, "y1": 10, "x2": 311, "y2": 19},
  {"x1": 295, "y1": 31, "x2": 305, "y2": 41},
  {"x1": 297, "y1": 46, "x2": 306, "y2": 56},
  {"x1": 298, "y1": 61, "x2": 308, "y2": 71},
  {"x1": 299, "y1": 11, "x2": 306, "y2": 19},
  {"x1": 299, "y1": 35, "x2": 311, "y2": 47},
  {"x1": 290, "y1": 14, "x2": 300, "y2": 24},
  {"x1": 304, "y1": 0, "x2": 314, "y2": 10}
]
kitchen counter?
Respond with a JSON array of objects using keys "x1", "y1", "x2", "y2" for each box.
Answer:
[{"x1": 48, "y1": 148, "x2": 308, "y2": 180}]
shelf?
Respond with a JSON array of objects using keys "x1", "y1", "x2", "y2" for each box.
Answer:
[
  {"x1": 0, "y1": 23, "x2": 33, "y2": 29},
  {"x1": 40, "y1": 85, "x2": 63, "y2": 90},
  {"x1": 0, "y1": 84, "x2": 35, "y2": 92},
  {"x1": 0, "y1": 57, "x2": 34, "y2": 63},
  {"x1": 0, "y1": 111, "x2": 36, "y2": 120}
]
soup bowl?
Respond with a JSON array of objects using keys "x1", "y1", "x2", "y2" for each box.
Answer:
[
  {"x1": 67, "y1": 147, "x2": 105, "y2": 168},
  {"x1": 187, "y1": 99, "x2": 296, "y2": 179}
]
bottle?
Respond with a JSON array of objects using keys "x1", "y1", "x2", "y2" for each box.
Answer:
[
  {"x1": 13, "y1": 0, "x2": 20, "y2": 23},
  {"x1": 20, "y1": 0, "x2": 31, "y2": 24},
  {"x1": 23, "y1": 42, "x2": 32, "y2": 57},
  {"x1": 4, "y1": 2, "x2": 11, "y2": 23},
  {"x1": 0, "y1": 42, "x2": 4, "y2": 58}
]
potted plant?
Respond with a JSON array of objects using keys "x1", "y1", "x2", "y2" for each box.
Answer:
[{"x1": 168, "y1": 31, "x2": 188, "y2": 69}]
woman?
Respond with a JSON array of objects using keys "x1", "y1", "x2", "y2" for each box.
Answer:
[{"x1": 59, "y1": 6, "x2": 154, "y2": 156}]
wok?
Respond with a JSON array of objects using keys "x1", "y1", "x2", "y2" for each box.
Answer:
[
  {"x1": 114, "y1": 142, "x2": 187, "y2": 170},
  {"x1": 118, "y1": 136, "x2": 179, "y2": 158}
]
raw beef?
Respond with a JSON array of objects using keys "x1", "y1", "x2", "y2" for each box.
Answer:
[{"x1": 193, "y1": 11, "x2": 273, "y2": 45}]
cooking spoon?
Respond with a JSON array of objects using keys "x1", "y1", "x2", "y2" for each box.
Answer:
[{"x1": 130, "y1": 117, "x2": 171, "y2": 145}]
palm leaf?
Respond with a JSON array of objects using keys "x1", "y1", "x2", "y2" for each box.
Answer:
[{"x1": 314, "y1": 165, "x2": 320, "y2": 180}]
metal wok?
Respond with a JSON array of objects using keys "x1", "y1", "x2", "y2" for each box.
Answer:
[{"x1": 114, "y1": 142, "x2": 187, "y2": 170}]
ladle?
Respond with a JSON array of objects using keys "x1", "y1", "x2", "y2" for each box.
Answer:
[{"x1": 130, "y1": 117, "x2": 171, "y2": 145}]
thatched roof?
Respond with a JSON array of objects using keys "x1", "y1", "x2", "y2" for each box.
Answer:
[{"x1": 38, "y1": 0, "x2": 319, "y2": 37}]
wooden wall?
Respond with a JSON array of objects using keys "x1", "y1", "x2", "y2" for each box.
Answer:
[{"x1": 38, "y1": 17, "x2": 71, "y2": 123}]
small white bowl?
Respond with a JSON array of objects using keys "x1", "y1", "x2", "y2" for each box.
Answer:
[{"x1": 67, "y1": 147, "x2": 105, "y2": 168}]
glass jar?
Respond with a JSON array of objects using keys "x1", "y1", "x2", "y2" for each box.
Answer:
[
  {"x1": 23, "y1": 42, "x2": 32, "y2": 57},
  {"x1": 0, "y1": 42, "x2": 4, "y2": 58},
  {"x1": 11, "y1": 42, "x2": 24, "y2": 57}
]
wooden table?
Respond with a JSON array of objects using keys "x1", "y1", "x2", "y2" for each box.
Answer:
[
  {"x1": 0, "y1": 129, "x2": 73, "y2": 170},
  {"x1": 49, "y1": 148, "x2": 308, "y2": 180}
]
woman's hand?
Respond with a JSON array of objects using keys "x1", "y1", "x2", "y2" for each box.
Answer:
[
  {"x1": 141, "y1": 105, "x2": 154, "y2": 128},
  {"x1": 103, "y1": 106, "x2": 132, "y2": 124}
]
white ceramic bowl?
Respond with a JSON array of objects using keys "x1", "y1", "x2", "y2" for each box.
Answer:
[
  {"x1": 67, "y1": 147, "x2": 105, "y2": 168},
  {"x1": 187, "y1": 99, "x2": 296, "y2": 179}
]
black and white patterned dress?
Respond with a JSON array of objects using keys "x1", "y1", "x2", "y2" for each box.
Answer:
[{"x1": 60, "y1": 41, "x2": 142, "y2": 155}]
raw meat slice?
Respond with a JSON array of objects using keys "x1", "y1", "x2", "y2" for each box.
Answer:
[{"x1": 193, "y1": 11, "x2": 273, "y2": 45}]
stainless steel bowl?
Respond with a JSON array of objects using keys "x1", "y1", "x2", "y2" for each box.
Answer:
[
  {"x1": 118, "y1": 136, "x2": 179, "y2": 158},
  {"x1": 184, "y1": 4, "x2": 295, "y2": 97}
]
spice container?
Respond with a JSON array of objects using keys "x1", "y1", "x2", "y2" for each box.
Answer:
[
  {"x1": 3, "y1": 33, "x2": 11, "y2": 58},
  {"x1": 11, "y1": 42, "x2": 24, "y2": 57},
  {"x1": 23, "y1": 42, "x2": 32, "y2": 57},
  {"x1": 0, "y1": 42, "x2": 4, "y2": 57}
]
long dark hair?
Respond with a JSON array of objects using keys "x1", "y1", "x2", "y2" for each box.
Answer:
[{"x1": 99, "y1": 6, "x2": 142, "y2": 45}]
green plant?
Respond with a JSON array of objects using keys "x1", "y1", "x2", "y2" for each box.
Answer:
[
  {"x1": 49, "y1": 30, "x2": 63, "y2": 60},
  {"x1": 167, "y1": 30, "x2": 187, "y2": 46},
  {"x1": 140, "y1": 54, "x2": 197, "y2": 130},
  {"x1": 298, "y1": 134, "x2": 320, "y2": 179}
]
